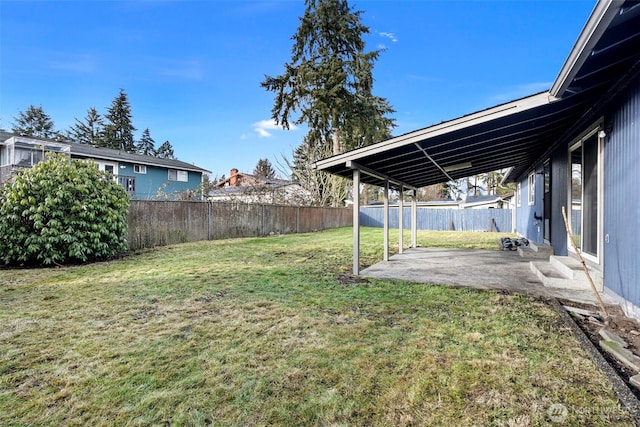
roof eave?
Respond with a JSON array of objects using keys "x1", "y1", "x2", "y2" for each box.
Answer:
[
  {"x1": 550, "y1": 0, "x2": 621, "y2": 97},
  {"x1": 315, "y1": 91, "x2": 554, "y2": 172}
]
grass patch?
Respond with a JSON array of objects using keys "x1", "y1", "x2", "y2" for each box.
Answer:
[{"x1": 0, "y1": 227, "x2": 633, "y2": 425}]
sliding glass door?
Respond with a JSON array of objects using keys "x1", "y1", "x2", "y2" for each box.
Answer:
[{"x1": 569, "y1": 131, "x2": 600, "y2": 259}]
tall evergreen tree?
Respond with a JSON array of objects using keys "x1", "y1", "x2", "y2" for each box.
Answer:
[
  {"x1": 103, "y1": 88, "x2": 136, "y2": 151},
  {"x1": 261, "y1": 0, "x2": 394, "y2": 206},
  {"x1": 11, "y1": 105, "x2": 57, "y2": 139},
  {"x1": 67, "y1": 107, "x2": 104, "y2": 145},
  {"x1": 156, "y1": 140, "x2": 175, "y2": 159},
  {"x1": 136, "y1": 128, "x2": 156, "y2": 156},
  {"x1": 262, "y1": 0, "x2": 394, "y2": 154},
  {"x1": 253, "y1": 158, "x2": 276, "y2": 178}
]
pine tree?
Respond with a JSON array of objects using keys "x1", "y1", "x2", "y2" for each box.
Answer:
[
  {"x1": 261, "y1": 0, "x2": 394, "y2": 206},
  {"x1": 253, "y1": 158, "x2": 276, "y2": 178},
  {"x1": 103, "y1": 88, "x2": 136, "y2": 151},
  {"x1": 156, "y1": 140, "x2": 175, "y2": 159},
  {"x1": 262, "y1": 0, "x2": 394, "y2": 154},
  {"x1": 67, "y1": 107, "x2": 104, "y2": 145},
  {"x1": 11, "y1": 105, "x2": 57, "y2": 139},
  {"x1": 136, "y1": 128, "x2": 156, "y2": 156}
]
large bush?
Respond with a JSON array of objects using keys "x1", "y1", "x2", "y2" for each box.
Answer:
[{"x1": 0, "y1": 153, "x2": 129, "y2": 266}]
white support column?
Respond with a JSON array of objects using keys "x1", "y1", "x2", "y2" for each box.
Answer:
[
  {"x1": 383, "y1": 180, "x2": 389, "y2": 262},
  {"x1": 398, "y1": 186, "x2": 404, "y2": 254},
  {"x1": 411, "y1": 189, "x2": 418, "y2": 248},
  {"x1": 353, "y1": 169, "x2": 361, "y2": 275}
]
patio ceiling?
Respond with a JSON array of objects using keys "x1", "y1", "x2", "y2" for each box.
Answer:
[
  {"x1": 315, "y1": 90, "x2": 595, "y2": 190},
  {"x1": 315, "y1": 0, "x2": 640, "y2": 190}
]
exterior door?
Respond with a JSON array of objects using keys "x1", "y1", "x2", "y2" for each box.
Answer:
[{"x1": 569, "y1": 131, "x2": 601, "y2": 261}]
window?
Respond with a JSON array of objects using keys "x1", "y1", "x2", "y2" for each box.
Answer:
[
  {"x1": 134, "y1": 164, "x2": 147, "y2": 174},
  {"x1": 516, "y1": 182, "x2": 521, "y2": 207},
  {"x1": 168, "y1": 169, "x2": 188, "y2": 182},
  {"x1": 528, "y1": 173, "x2": 535, "y2": 205}
]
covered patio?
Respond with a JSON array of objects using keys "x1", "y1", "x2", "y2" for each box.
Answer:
[
  {"x1": 360, "y1": 247, "x2": 618, "y2": 307},
  {"x1": 315, "y1": 89, "x2": 593, "y2": 275},
  {"x1": 314, "y1": 0, "x2": 638, "y2": 280}
]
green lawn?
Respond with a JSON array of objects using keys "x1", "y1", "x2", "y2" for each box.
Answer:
[{"x1": 0, "y1": 227, "x2": 633, "y2": 426}]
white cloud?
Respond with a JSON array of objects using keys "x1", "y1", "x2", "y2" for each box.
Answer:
[
  {"x1": 379, "y1": 32, "x2": 398, "y2": 43},
  {"x1": 252, "y1": 119, "x2": 297, "y2": 138}
]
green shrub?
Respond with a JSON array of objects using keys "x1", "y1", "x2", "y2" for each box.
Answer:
[{"x1": 0, "y1": 153, "x2": 130, "y2": 266}]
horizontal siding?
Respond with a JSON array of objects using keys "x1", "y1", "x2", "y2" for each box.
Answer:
[{"x1": 360, "y1": 207, "x2": 511, "y2": 232}]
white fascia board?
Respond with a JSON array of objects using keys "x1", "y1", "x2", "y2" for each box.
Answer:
[
  {"x1": 315, "y1": 91, "x2": 553, "y2": 171},
  {"x1": 550, "y1": 0, "x2": 621, "y2": 97}
]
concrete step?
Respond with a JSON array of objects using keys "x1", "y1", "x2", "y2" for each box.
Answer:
[
  {"x1": 530, "y1": 261, "x2": 591, "y2": 290},
  {"x1": 518, "y1": 246, "x2": 551, "y2": 259},
  {"x1": 517, "y1": 242, "x2": 553, "y2": 259},
  {"x1": 549, "y1": 256, "x2": 603, "y2": 292}
]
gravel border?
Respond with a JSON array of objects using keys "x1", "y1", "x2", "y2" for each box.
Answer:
[{"x1": 549, "y1": 298, "x2": 640, "y2": 425}]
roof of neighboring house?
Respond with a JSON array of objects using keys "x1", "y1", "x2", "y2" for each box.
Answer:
[
  {"x1": 214, "y1": 170, "x2": 297, "y2": 188},
  {"x1": 316, "y1": 0, "x2": 640, "y2": 188},
  {"x1": 463, "y1": 195, "x2": 503, "y2": 204},
  {"x1": 209, "y1": 176, "x2": 302, "y2": 197},
  {"x1": 462, "y1": 195, "x2": 505, "y2": 207},
  {"x1": 0, "y1": 131, "x2": 210, "y2": 173},
  {"x1": 69, "y1": 142, "x2": 210, "y2": 173}
]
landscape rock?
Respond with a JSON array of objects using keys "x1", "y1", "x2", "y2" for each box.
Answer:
[
  {"x1": 630, "y1": 374, "x2": 640, "y2": 391},
  {"x1": 564, "y1": 305, "x2": 603, "y2": 321},
  {"x1": 600, "y1": 340, "x2": 640, "y2": 373},
  {"x1": 600, "y1": 328, "x2": 629, "y2": 348}
]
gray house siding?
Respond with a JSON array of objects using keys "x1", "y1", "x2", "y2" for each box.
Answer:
[
  {"x1": 515, "y1": 165, "x2": 543, "y2": 243},
  {"x1": 515, "y1": 74, "x2": 640, "y2": 313},
  {"x1": 603, "y1": 76, "x2": 640, "y2": 310}
]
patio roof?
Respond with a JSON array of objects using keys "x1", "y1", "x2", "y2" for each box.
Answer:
[
  {"x1": 315, "y1": 0, "x2": 640, "y2": 189},
  {"x1": 315, "y1": 90, "x2": 594, "y2": 190}
]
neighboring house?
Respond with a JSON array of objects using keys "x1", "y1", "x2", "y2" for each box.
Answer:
[
  {"x1": 0, "y1": 131, "x2": 210, "y2": 199},
  {"x1": 460, "y1": 195, "x2": 508, "y2": 209},
  {"x1": 316, "y1": 1, "x2": 640, "y2": 318},
  {"x1": 209, "y1": 168, "x2": 311, "y2": 204}
]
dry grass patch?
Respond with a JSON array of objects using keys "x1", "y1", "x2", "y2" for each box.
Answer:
[{"x1": 0, "y1": 227, "x2": 634, "y2": 425}]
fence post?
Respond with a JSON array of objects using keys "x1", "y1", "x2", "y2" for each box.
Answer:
[{"x1": 207, "y1": 201, "x2": 212, "y2": 240}]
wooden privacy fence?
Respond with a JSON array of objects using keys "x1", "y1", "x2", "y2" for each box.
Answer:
[
  {"x1": 360, "y1": 206, "x2": 512, "y2": 232},
  {"x1": 127, "y1": 200, "x2": 352, "y2": 250}
]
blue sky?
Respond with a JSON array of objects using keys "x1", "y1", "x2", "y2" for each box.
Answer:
[{"x1": 0, "y1": 0, "x2": 595, "y2": 178}]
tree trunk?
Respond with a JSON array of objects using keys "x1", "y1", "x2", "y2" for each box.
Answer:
[{"x1": 332, "y1": 129, "x2": 341, "y2": 155}]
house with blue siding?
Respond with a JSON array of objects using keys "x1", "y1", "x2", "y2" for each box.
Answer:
[
  {"x1": 0, "y1": 131, "x2": 210, "y2": 200},
  {"x1": 316, "y1": 1, "x2": 640, "y2": 319}
]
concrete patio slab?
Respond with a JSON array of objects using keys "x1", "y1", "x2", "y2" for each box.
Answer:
[{"x1": 361, "y1": 247, "x2": 618, "y2": 307}]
